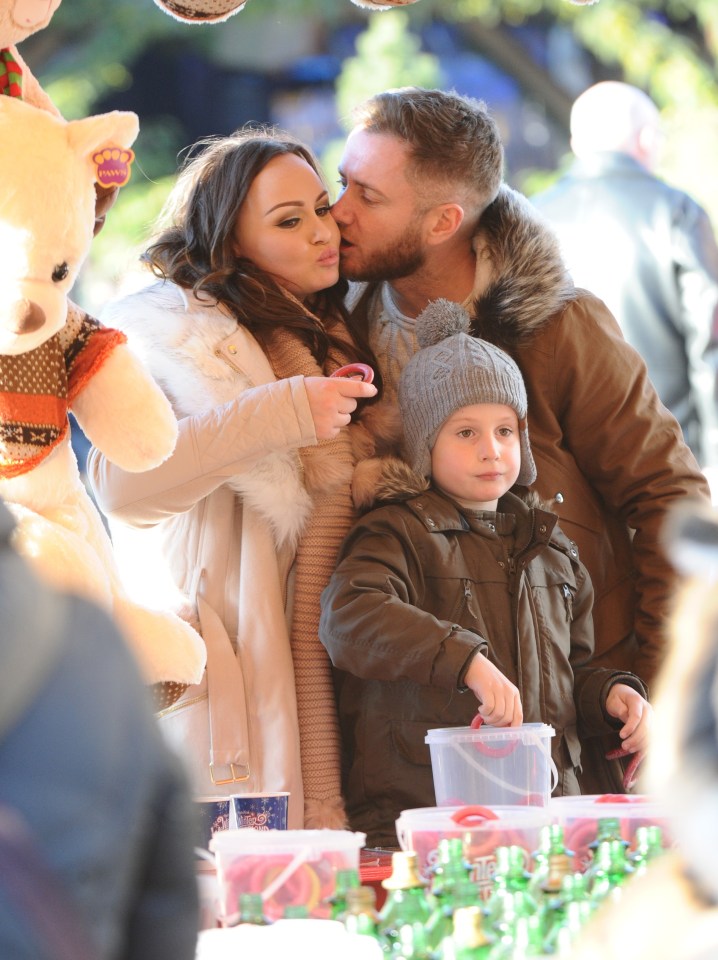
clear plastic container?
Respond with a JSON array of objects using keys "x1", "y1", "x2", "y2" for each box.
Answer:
[
  {"x1": 549, "y1": 794, "x2": 671, "y2": 871},
  {"x1": 209, "y1": 828, "x2": 366, "y2": 922},
  {"x1": 396, "y1": 804, "x2": 552, "y2": 898},
  {"x1": 425, "y1": 723, "x2": 557, "y2": 807}
]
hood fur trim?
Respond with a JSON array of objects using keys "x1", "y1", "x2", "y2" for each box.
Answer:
[
  {"x1": 353, "y1": 456, "x2": 429, "y2": 510},
  {"x1": 353, "y1": 455, "x2": 551, "y2": 513},
  {"x1": 471, "y1": 185, "x2": 576, "y2": 347}
]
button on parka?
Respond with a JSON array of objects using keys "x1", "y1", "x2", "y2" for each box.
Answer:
[{"x1": 319, "y1": 459, "x2": 646, "y2": 848}]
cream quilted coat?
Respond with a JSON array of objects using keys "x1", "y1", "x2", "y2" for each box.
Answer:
[{"x1": 87, "y1": 280, "x2": 321, "y2": 828}]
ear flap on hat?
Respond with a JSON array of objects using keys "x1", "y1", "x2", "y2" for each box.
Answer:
[{"x1": 152, "y1": 0, "x2": 247, "y2": 22}]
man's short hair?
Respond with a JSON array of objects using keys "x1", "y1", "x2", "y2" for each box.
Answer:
[{"x1": 352, "y1": 87, "x2": 504, "y2": 215}]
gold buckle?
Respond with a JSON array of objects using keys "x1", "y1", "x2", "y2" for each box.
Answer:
[{"x1": 209, "y1": 762, "x2": 251, "y2": 785}]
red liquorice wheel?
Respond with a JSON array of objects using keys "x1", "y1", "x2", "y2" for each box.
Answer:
[{"x1": 330, "y1": 362, "x2": 375, "y2": 382}]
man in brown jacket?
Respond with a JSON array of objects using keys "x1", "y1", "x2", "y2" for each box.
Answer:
[{"x1": 332, "y1": 86, "x2": 710, "y2": 794}]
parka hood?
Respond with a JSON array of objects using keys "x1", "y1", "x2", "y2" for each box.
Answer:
[
  {"x1": 354, "y1": 453, "x2": 549, "y2": 514},
  {"x1": 470, "y1": 185, "x2": 576, "y2": 348}
]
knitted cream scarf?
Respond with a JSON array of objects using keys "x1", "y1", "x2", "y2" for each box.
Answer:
[{"x1": 262, "y1": 302, "x2": 363, "y2": 828}]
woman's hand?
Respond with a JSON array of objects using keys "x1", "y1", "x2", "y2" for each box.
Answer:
[
  {"x1": 304, "y1": 376, "x2": 377, "y2": 440},
  {"x1": 464, "y1": 652, "x2": 523, "y2": 727},
  {"x1": 605, "y1": 682, "x2": 653, "y2": 755}
]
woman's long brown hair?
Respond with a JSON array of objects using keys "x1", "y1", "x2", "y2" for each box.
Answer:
[{"x1": 143, "y1": 127, "x2": 381, "y2": 389}]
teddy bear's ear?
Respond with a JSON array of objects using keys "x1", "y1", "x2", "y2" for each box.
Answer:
[{"x1": 65, "y1": 110, "x2": 139, "y2": 159}]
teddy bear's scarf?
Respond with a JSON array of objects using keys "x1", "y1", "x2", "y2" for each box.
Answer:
[
  {"x1": 0, "y1": 310, "x2": 124, "y2": 479},
  {"x1": 0, "y1": 50, "x2": 22, "y2": 99},
  {"x1": 261, "y1": 304, "x2": 360, "y2": 829}
]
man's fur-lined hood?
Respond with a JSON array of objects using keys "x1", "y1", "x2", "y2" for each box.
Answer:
[
  {"x1": 469, "y1": 184, "x2": 576, "y2": 348},
  {"x1": 353, "y1": 454, "x2": 548, "y2": 514}
]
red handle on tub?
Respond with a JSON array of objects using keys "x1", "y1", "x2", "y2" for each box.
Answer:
[
  {"x1": 450, "y1": 805, "x2": 500, "y2": 825},
  {"x1": 469, "y1": 713, "x2": 519, "y2": 758}
]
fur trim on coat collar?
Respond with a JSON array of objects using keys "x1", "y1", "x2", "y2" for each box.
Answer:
[
  {"x1": 353, "y1": 454, "x2": 548, "y2": 514},
  {"x1": 101, "y1": 280, "x2": 313, "y2": 550},
  {"x1": 470, "y1": 185, "x2": 576, "y2": 348}
]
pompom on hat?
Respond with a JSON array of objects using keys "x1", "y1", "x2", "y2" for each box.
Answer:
[{"x1": 398, "y1": 299, "x2": 537, "y2": 486}]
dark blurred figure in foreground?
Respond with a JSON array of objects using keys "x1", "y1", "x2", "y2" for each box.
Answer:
[
  {"x1": 572, "y1": 500, "x2": 718, "y2": 959},
  {"x1": 533, "y1": 81, "x2": 718, "y2": 476},
  {"x1": 0, "y1": 501, "x2": 199, "y2": 960}
]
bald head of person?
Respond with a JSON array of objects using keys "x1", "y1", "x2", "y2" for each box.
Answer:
[{"x1": 570, "y1": 81, "x2": 662, "y2": 171}]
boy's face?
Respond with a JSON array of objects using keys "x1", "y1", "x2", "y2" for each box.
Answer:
[{"x1": 430, "y1": 403, "x2": 522, "y2": 509}]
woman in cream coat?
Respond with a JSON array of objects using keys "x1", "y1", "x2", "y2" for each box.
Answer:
[{"x1": 88, "y1": 130, "x2": 379, "y2": 829}]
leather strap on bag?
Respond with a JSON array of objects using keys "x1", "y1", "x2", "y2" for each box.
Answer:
[{"x1": 197, "y1": 585, "x2": 251, "y2": 787}]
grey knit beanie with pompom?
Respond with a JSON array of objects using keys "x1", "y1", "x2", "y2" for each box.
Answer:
[{"x1": 398, "y1": 298, "x2": 537, "y2": 485}]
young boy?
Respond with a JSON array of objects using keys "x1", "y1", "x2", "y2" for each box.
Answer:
[{"x1": 319, "y1": 299, "x2": 653, "y2": 848}]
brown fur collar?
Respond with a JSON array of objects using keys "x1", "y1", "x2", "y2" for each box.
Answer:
[
  {"x1": 470, "y1": 184, "x2": 576, "y2": 349},
  {"x1": 352, "y1": 454, "x2": 548, "y2": 514}
]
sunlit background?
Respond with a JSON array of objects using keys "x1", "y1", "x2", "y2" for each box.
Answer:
[{"x1": 25, "y1": 0, "x2": 718, "y2": 312}]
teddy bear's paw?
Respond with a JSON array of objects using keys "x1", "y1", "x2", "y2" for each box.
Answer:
[
  {"x1": 113, "y1": 600, "x2": 207, "y2": 686},
  {"x1": 72, "y1": 344, "x2": 179, "y2": 472}
]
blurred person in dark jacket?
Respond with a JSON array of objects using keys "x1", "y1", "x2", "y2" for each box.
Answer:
[
  {"x1": 532, "y1": 81, "x2": 718, "y2": 475},
  {"x1": 0, "y1": 501, "x2": 199, "y2": 960}
]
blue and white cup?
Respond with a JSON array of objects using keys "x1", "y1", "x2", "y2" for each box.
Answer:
[
  {"x1": 230, "y1": 792, "x2": 289, "y2": 831},
  {"x1": 195, "y1": 796, "x2": 232, "y2": 849}
]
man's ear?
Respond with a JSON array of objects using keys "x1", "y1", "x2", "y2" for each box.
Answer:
[{"x1": 425, "y1": 203, "x2": 465, "y2": 246}]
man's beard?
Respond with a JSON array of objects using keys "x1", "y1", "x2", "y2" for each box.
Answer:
[{"x1": 340, "y1": 224, "x2": 426, "y2": 282}]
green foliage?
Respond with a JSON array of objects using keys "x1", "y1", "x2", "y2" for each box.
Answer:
[
  {"x1": 23, "y1": 0, "x2": 718, "y2": 292},
  {"x1": 335, "y1": 12, "x2": 442, "y2": 127},
  {"x1": 323, "y1": 12, "x2": 441, "y2": 200}
]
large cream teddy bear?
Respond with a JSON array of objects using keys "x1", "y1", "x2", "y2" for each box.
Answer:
[{"x1": 0, "y1": 95, "x2": 206, "y2": 700}]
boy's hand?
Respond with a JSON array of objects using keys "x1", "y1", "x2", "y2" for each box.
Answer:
[
  {"x1": 604, "y1": 682, "x2": 653, "y2": 755},
  {"x1": 464, "y1": 652, "x2": 523, "y2": 726}
]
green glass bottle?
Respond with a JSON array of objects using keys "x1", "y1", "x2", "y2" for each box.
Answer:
[
  {"x1": 543, "y1": 898, "x2": 591, "y2": 957},
  {"x1": 429, "y1": 838, "x2": 472, "y2": 897},
  {"x1": 586, "y1": 839, "x2": 634, "y2": 907},
  {"x1": 490, "y1": 912, "x2": 544, "y2": 959},
  {"x1": 344, "y1": 886, "x2": 390, "y2": 952},
  {"x1": 540, "y1": 872, "x2": 590, "y2": 952},
  {"x1": 629, "y1": 824, "x2": 665, "y2": 876},
  {"x1": 449, "y1": 905, "x2": 494, "y2": 960},
  {"x1": 326, "y1": 866, "x2": 360, "y2": 921},
  {"x1": 487, "y1": 889, "x2": 519, "y2": 945},
  {"x1": 588, "y1": 817, "x2": 629, "y2": 853},
  {"x1": 528, "y1": 824, "x2": 574, "y2": 901},
  {"x1": 379, "y1": 851, "x2": 434, "y2": 950},
  {"x1": 485, "y1": 846, "x2": 537, "y2": 928},
  {"x1": 236, "y1": 892, "x2": 271, "y2": 926},
  {"x1": 394, "y1": 920, "x2": 436, "y2": 959},
  {"x1": 425, "y1": 838, "x2": 479, "y2": 950},
  {"x1": 534, "y1": 852, "x2": 573, "y2": 942}
]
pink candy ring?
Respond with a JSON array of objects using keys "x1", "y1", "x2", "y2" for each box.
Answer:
[{"x1": 330, "y1": 363, "x2": 375, "y2": 383}]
